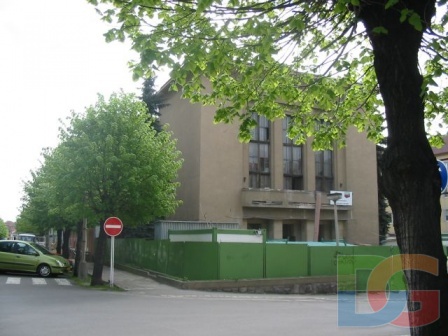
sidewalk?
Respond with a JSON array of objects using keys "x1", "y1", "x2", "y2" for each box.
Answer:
[{"x1": 86, "y1": 263, "x2": 184, "y2": 295}]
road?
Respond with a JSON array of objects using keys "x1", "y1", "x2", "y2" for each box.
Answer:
[{"x1": 0, "y1": 273, "x2": 410, "y2": 336}]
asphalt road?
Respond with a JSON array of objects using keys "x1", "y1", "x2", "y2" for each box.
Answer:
[{"x1": 0, "y1": 273, "x2": 410, "y2": 336}]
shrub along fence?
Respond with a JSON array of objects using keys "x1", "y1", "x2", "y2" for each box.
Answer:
[{"x1": 106, "y1": 237, "x2": 439, "y2": 291}]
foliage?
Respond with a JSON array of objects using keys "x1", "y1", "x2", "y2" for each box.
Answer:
[
  {"x1": 43, "y1": 91, "x2": 183, "y2": 227},
  {"x1": 18, "y1": 167, "x2": 70, "y2": 236},
  {"x1": 15, "y1": 218, "x2": 39, "y2": 235},
  {"x1": 87, "y1": 0, "x2": 448, "y2": 148},
  {"x1": 140, "y1": 76, "x2": 168, "y2": 132},
  {"x1": 0, "y1": 218, "x2": 8, "y2": 239}
]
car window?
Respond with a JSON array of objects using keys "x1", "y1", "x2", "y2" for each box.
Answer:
[
  {"x1": 0, "y1": 241, "x2": 13, "y2": 253},
  {"x1": 11, "y1": 243, "x2": 21, "y2": 254},
  {"x1": 13, "y1": 243, "x2": 23, "y2": 254},
  {"x1": 22, "y1": 244, "x2": 37, "y2": 256},
  {"x1": 30, "y1": 243, "x2": 53, "y2": 255},
  {"x1": 11, "y1": 242, "x2": 36, "y2": 255}
]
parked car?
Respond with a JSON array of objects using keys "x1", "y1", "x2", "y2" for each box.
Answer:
[
  {"x1": 17, "y1": 233, "x2": 37, "y2": 243},
  {"x1": 0, "y1": 240, "x2": 71, "y2": 277}
]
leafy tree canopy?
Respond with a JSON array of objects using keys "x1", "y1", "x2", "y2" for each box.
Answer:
[
  {"x1": 41, "y1": 91, "x2": 183, "y2": 226},
  {"x1": 18, "y1": 167, "x2": 69, "y2": 235},
  {"x1": 0, "y1": 218, "x2": 7, "y2": 239},
  {"x1": 88, "y1": 0, "x2": 448, "y2": 148}
]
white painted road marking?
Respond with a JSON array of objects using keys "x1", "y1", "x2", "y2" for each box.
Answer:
[
  {"x1": 54, "y1": 278, "x2": 71, "y2": 286},
  {"x1": 4, "y1": 277, "x2": 71, "y2": 286},
  {"x1": 32, "y1": 278, "x2": 47, "y2": 285},
  {"x1": 6, "y1": 277, "x2": 20, "y2": 284}
]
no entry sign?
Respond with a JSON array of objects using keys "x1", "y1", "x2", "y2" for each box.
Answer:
[
  {"x1": 104, "y1": 217, "x2": 123, "y2": 287},
  {"x1": 104, "y1": 217, "x2": 123, "y2": 237}
]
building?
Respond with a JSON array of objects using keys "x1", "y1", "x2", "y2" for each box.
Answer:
[
  {"x1": 433, "y1": 136, "x2": 448, "y2": 236},
  {"x1": 159, "y1": 80, "x2": 379, "y2": 245}
]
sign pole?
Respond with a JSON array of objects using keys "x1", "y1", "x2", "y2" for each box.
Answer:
[{"x1": 110, "y1": 236, "x2": 115, "y2": 287}]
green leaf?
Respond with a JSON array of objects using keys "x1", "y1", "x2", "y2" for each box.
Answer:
[
  {"x1": 409, "y1": 12, "x2": 423, "y2": 31},
  {"x1": 385, "y1": 0, "x2": 399, "y2": 9},
  {"x1": 372, "y1": 26, "x2": 388, "y2": 35}
]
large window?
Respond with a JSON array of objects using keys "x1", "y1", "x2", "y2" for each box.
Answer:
[
  {"x1": 283, "y1": 117, "x2": 303, "y2": 190},
  {"x1": 315, "y1": 149, "x2": 333, "y2": 192},
  {"x1": 249, "y1": 114, "x2": 271, "y2": 188}
]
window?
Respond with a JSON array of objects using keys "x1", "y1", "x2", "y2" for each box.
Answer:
[
  {"x1": 249, "y1": 114, "x2": 271, "y2": 188},
  {"x1": 315, "y1": 149, "x2": 334, "y2": 192},
  {"x1": 0, "y1": 241, "x2": 12, "y2": 253},
  {"x1": 445, "y1": 209, "x2": 448, "y2": 222},
  {"x1": 283, "y1": 117, "x2": 303, "y2": 190}
]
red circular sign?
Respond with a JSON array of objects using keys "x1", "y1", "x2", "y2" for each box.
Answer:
[{"x1": 104, "y1": 217, "x2": 123, "y2": 237}]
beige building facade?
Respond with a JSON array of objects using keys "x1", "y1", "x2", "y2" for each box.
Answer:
[{"x1": 159, "y1": 82, "x2": 379, "y2": 245}]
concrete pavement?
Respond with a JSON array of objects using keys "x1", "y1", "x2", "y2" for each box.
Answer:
[{"x1": 87, "y1": 263, "x2": 186, "y2": 295}]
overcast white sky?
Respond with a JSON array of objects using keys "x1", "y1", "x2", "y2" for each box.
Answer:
[{"x1": 0, "y1": 0, "x2": 164, "y2": 222}]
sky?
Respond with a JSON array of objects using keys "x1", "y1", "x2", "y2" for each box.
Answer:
[{"x1": 0, "y1": 0, "x2": 164, "y2": 222}]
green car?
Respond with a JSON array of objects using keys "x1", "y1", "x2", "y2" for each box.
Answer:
[{"x1": 0, "y1": 240, "x2": 71, "y2": 277}]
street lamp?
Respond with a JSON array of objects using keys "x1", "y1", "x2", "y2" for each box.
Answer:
[{"x1": 327, "y1": 192, "x2": 342, "y2": 247}]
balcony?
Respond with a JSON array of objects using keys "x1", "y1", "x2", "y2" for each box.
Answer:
[
  {"x1": 241, "y1": 188, "x2": 318, "y2": 209},
  {"x1": 241, "y1": 188, "x2": 353, "y2": 210}
]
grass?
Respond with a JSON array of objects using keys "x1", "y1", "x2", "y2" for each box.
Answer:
[{"x1": 69, "y1": 273, "x2": 124, "y2": 291}]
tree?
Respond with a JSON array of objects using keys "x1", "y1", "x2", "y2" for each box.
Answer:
[
  {"x1": 140, "y1": 77, "x2": 167, "y2": 131},
  {"x1": 0, "y1": 218, "x2": 7, "y2": 239},
  {"x1": 44, "y1": 92, "x2": 182, "y2": 286},
  {"x1": 18, "y1": 166, "x2": 74, "y2": 253},
  {"x1": 88, "y1": 1, "x2": 448, "y2": 334}
]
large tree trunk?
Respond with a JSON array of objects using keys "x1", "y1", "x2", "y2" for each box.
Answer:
[
  {"x1": 91, "y1": 223, "x2": 107, "y2": 286},
  {"x1": 62, "y1": 228, "x2": 71, "y2": 259},
  {"x1": 56, "y1": 229, "x2": 63, "y2": 254},
  {"x1": 359, "y1": 1, "x2": 448, "y2": 334}
]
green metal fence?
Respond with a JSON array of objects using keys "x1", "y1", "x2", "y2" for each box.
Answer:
[{"x1": 110, "y1": 238, "x2": 433, "y2": 290}]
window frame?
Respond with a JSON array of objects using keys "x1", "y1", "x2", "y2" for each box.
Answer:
[
  {"x1": 315, "y1": 149, "x2": 334, "y2": 192},
  {"x1": 249, "y1": 114, "x2": 271, "y2": 188},
  {"x1": 282, "y1": 116, "x2": 304, "y2": 190}
]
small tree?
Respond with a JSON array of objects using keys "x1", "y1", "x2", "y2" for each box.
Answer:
[
  {"x1": 19, "y1": 166, "x2": 73, "y2": 253},
  {"x1": 44, "y1": 92, "x2": 182, "y2": 285},
  {"x1": 0, "y1": 218, "x2": 8, "y2": 239}
]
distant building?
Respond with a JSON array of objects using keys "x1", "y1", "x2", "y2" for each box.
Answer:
[
  {"x1": 159, "y1": 80, "x2": 379, "y2": 245},
  {"x1": 5, "y1": 221, "x2": 16, "y2": 239}
]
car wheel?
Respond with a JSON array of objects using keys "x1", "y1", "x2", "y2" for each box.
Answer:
[{"x1": 37, "y1": 264, "x2": 51, "y2": 278}]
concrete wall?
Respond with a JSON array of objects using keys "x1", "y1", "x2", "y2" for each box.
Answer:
[
  {"x1": 160, "y1": 89, "x2": 202, "y2": 220},
  {"x1": 344, "y1": 127, "x2": 379, "y2": 245}
]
